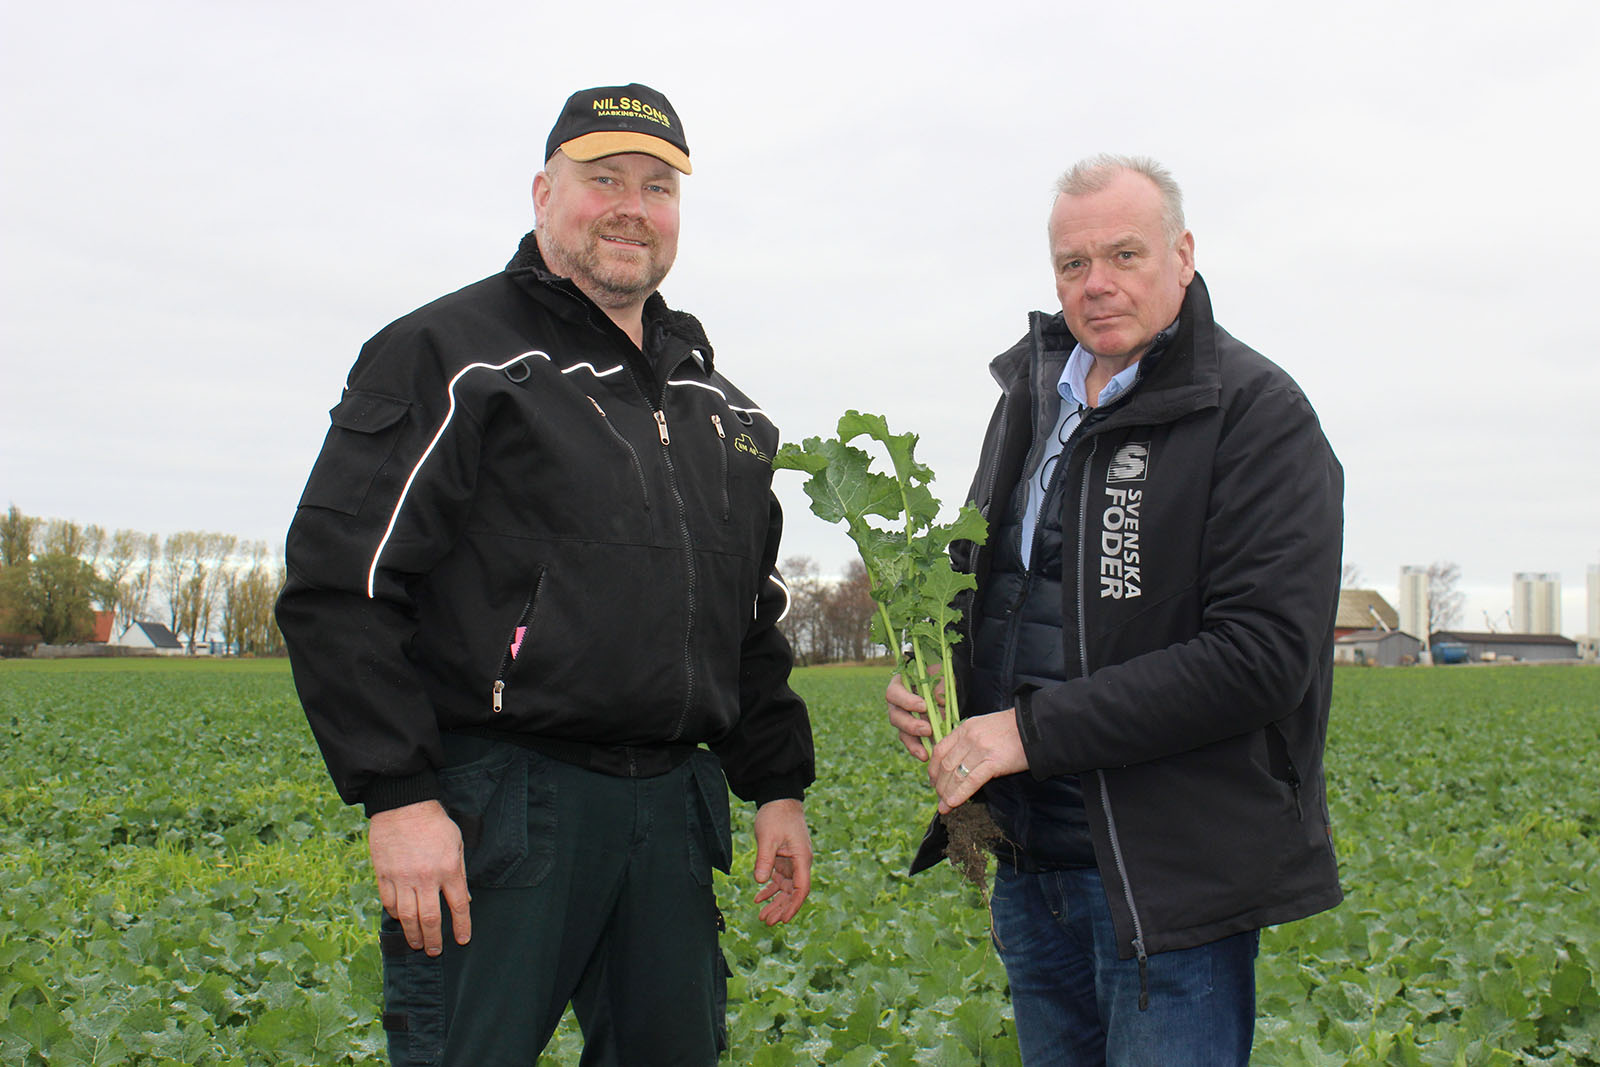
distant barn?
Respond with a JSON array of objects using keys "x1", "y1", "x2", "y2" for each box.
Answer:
[
  {"x1": 1427, "y1": 630, "x2": 1580, "y2": 663},
  {"x1": 1334, "y1": 629, "x2": 1423, "y2": 667},
  {"x1": 1334, "y1": 589, "x2": 1406, "y2": 640}
]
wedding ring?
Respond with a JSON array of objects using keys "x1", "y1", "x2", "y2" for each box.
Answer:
[{"x1": 957, "y1": 763, "x2": 971, "y2": 778}]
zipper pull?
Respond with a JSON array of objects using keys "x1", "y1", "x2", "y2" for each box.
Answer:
[
  {"x1": 492, "y1": 679, "x2": 504, "y2": 713},
  {"x1": 654, "y1": 410, "x2": 670, "y2": 445},
  {"x1": 1005, "y1": 575, "x2": 1030, "y2": 615},
  {"x1": 710, "y1": 413, "x2": 725, "y2": 438},
  {"x1": 587, "y1": 396, "x2": 606, "y2": 417}
]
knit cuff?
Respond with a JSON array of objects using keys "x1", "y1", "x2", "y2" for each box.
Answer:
[{"x1": 361, "y1": 768, "x2": 443, "y2": 818}]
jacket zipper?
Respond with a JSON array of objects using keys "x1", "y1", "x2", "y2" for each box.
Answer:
[
  {"x1": 587, "y1": 396, "x2": 652, "y2": 512},
  {"x1": 629, "y1": 369, "x2": 699, "y2": 742},
  {"x1": 492, "y1": 567, "x2": 547, "y2": 713},
  {"x1": 978, "y1": 405, "x2": 1011, "y2": 524},
  {"x1": 1096, "y1": 768, "x2": 1151, "y2": 1008},
  {"x1": 1072, "y1": 436, "x2": 1152, "y2": 1010},
  {"x1": 710, "y1": 414, "x2": 730, "y2": 521}
]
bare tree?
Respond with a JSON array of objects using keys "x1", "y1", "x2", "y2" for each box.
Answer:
[
  {"x1": 42, "y1": 519, "x2": 105, "y2": 566},
  {"x1": 160, "y1": 532, "x2": 192, "y2": 638},
  {"x1": 1427, "y1": 561, "x2": 1465, "y2": 634},
  {"x1": 102, "y1": 529, "x2": 158, "y2": 633},
  {"x1": 161, "y1": 532, "x2": 220, "y2": 651},
  {"x1": 777, "y1": 555, "x2": 825, "y2": 666},
  {"x1": 220, "y1": 541, "x2": 284, "y2": 655},
  {"x1": 83, "y1": 525, "x2": 107, "y2": 567},
  {"x1": 775, "y1": 555, "x2": 881, "y2": 664},
  {"x1": 823, "y1": 558, "x2": 877, "y2": 662},
  {"x1": 1340, "y1": 562, "x2": 1365, "y2": 589},
  {"x1": 196, "y1": 533, "x2": 238, "y2": 644}
]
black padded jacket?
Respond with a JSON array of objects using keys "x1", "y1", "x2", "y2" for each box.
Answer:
[{"x1": 915, "y1": 274, "x2": 1344, "y2": 963}]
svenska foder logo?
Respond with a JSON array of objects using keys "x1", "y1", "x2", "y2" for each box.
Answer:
[
  {"x1": 591, "y1": 95, "x2": 673, "y2": 130},
  {"x1": 1099, "y1": 442, "x2": 1148, "y2": 599},
  {"x1": 1107, "y1": 441, "x2": 1148, "y2": 484}
]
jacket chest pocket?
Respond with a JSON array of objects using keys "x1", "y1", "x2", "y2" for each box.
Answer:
[
  {"x1": 685, "y1": 410, "x2": 773, "y2": 559},
  {"x1": 298, "y1": 391, "x2": 411, "y2": 515}
]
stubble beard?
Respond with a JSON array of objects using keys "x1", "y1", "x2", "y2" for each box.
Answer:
[{"x1": 540, "y1": 219, "x2": 671, "y2": 310}]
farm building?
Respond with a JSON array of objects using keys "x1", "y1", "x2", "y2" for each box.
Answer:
[
  {"x1": 1334, "y1": 628, "x2": 1424, "y2": 667},
  {"x1": 111, "y1": 620, "x2": 185, "y2": 655},
  {"x1": 1428, "y1": 630, "x2": 1580, "y2": 663},
  {"x1": 1, "y1": 610, "x2": 115, "y2": 656},
  {"x1": 1334, "y1": 589, "x2": 1399, "y2": 638},
  {"x1": 0, "y1": 629, "x2": 42, "y2": 657}
]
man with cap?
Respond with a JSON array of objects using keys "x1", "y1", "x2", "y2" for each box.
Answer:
[{"x1": 277, "y1": 83, "x2": 815, "y2": 1065}]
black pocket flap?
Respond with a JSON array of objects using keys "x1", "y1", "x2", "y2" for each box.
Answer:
[
  {"x1": 329, "y1": 390, "x2": 410, "y2": 433},
  {"x1": 688, "y1": 750, "x2": 733, "y2": 875}
]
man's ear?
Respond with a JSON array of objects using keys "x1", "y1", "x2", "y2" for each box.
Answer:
[
  {"x1": 531, "y1": 172, "x2": 551, "y2": 225},
  {"x1": 1176, "y1": 230, "x2": 1196, "y2": 285}
]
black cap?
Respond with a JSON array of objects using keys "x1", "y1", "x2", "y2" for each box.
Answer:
[{"x1": 544, "y1": 83, "x2": 691, "y2": 174}]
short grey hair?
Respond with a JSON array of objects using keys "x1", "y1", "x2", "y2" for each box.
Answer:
[{"x1": 1054, "y1": 154, "x2": 1186, "y2": 246}]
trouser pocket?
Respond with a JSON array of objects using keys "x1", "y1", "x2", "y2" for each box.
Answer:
[
  {"x1": 379, "y1": 916, "x2": 445, "y2": 1066},
  {"x1": 684, "y1": 749, "x2": 732, "y2": 886},
  {"x1": 437, "y1": 737, "x2": 557, "y2": 888}
]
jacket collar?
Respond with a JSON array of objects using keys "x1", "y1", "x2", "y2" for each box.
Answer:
[
  {"x1": 992, "y1": 272, "x2": 1222, "y2": 425},
  {"x1": 504, "y1": 230, "x2": 716, "y2": 375}
]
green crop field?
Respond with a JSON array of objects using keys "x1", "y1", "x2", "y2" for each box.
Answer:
[{"x1": 1, "y1": 659, "x2": 1596, "y2": 1065}]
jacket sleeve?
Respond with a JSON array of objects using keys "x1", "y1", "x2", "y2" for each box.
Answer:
[
  {"x1": 275, "y1": 323, "x2": 483, "y2": 814},
  {"x1": 1015, "y1": 380, "x2": 1344, "y2": 776},
  {"x1": 710, "y1": 493, "x2": 816, "y2": 805}
]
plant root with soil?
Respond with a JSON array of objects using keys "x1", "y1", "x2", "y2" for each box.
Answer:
[{"x1": 941, "y1": 801, "x2": 1008, "y2": 944}]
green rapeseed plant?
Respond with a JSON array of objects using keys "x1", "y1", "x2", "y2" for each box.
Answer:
[{"x1": 775, "y1": 411, "x2": 987, "y2": 750}]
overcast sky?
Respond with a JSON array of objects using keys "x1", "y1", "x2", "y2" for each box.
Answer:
[{"x1": 3, "y1": 0, "x2": 1597, "y2": 634}]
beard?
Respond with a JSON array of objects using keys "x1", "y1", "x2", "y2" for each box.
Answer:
[{"x1": 538, "y1": 218, "x2": 673, "y2": 310}]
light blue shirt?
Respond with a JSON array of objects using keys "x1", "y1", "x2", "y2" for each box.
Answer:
[{"x1": 1019, "y1": 345, "x2": 1141, "y2": 566}]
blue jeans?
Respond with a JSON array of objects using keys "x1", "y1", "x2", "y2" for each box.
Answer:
[{"x1": 991, "y1": 863, "x2": 1258, "y2": 1065}]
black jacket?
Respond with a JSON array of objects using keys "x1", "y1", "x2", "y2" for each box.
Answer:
[
  {"x1": 276, "y1": 235, "x2": 813, "y2": 815},
  {"x1": 920, "y1": 274, "x2": 1343, "y2": 960}
]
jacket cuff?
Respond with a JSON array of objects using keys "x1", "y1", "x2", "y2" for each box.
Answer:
[
  {"x1": 1013, "y1": 688, "x2": 1053, "y2": 781},
  {"x1": 751, "y1": 773, "x2": 808, "y2": 808},
  {"x1": 362, "y1": 768, "x2": 443, "y2": 818}
]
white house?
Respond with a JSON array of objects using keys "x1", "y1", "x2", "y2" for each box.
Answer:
[{"x1": 111, "y1": 620, "x2": 185, "y2": 655}]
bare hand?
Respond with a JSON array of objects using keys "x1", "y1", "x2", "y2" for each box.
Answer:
[
  {"x1": 930, "y1": 709, "x2": 1030, "y2": 814},
  {"x1": 752, "y1": 798, "x2": 812, "y2": 925},
  {"x1": 368, "y1": 799, "x2": 472, "y2": 956},
  {"x1": 885, "y1": 671, "x2": 944, "y2": 761}
]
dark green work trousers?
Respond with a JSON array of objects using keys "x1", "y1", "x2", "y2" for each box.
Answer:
[{"x1": 379, "y1": 734, "x2": 733, "y2": 1066}]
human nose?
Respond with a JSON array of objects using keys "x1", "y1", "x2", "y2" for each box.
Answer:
[
  {"x1": 1083, "y1": 259, "x2": 1116, "y2": 296},
  {"x1": 610, "y1": 183, "x2": 647, "y2": 218}
]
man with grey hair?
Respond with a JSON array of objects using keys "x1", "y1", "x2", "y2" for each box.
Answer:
[{"x1": 887, "y1": 155, "x2": 1344, "y2": 1062}]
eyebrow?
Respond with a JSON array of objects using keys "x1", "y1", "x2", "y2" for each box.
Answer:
[
  {"x1": 589, "y1": 157, "x2": 677, "y2": 183},
  {"x1": 1056, "y1": 233, "x2": 1148, "y2": 260}
]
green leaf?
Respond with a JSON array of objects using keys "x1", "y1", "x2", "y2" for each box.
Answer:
[{"x1": 836, "y1": 410, "x2": 934, "y2": 491}]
